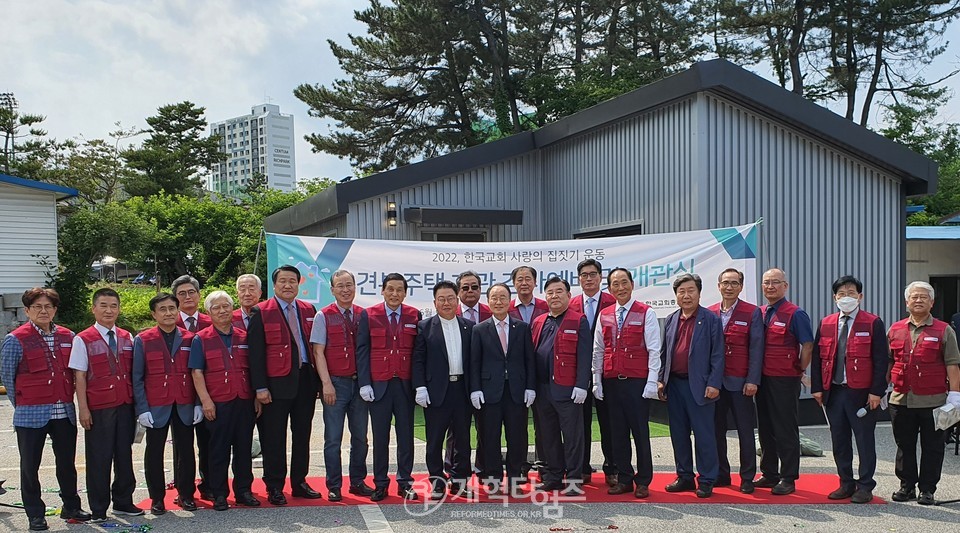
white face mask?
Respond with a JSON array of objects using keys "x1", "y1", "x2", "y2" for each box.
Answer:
[{"x1": 836, "y1": 296, "x2": 860, "y2": 314}]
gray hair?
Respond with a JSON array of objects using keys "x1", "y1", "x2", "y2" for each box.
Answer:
[
  {"x1": 204, "y1": 290, "x2": 234, "y2": 311},
  {"x1": 171, "y1": 275, "x2": 200, "y2": 293},
  {"x1": 236, "y1": 273, "x2": 262, "y2": 291},
  {"x1": 904, "y1": 281, "x2": 935, "y2": 301},
  {"x1": 331, "y1": 269, "x2": 355, "y2": 283}
]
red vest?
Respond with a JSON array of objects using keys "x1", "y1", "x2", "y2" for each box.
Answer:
[
  {"x1": 138, "y1": 326, "x2": 195, "y2": 406},
  {"x1": 888, "y1": 319, "x2": 949, "y2": 396},
  {"x1": 231, "y1": 309, "x2": 247, "y2": 331},
  {"x1": 817, "y1": 311, "x2": 877, "y2": 391},
  {"x1": 532, "y1": 309, "x2": 584, "y2": 387},
  {"x1": 10, "y1": 323, "x2": 75, "y2": 406},
  {"x1": 366, "y1": 304, "x2": 419, "y2": 382},
  {"x1": 77, "y1": 326, "x2": 134, "y2": 410},
  {"x1": 761, "y1": 300, "x2": 803, "y2": 377},
  {"x1": 322, "y1": 303, "x2": 362, "y2": 377},
  {"x1": 708, "y1": 300, "x2": 757, "y2": 378},
  {"x1": 257, "y1": 298, "x2": 316, "y2": 378},
  {"x1": 199, "y1": 326, "x2": 252, "y2": 402},
  {"x1": 177, "y1": 312, "x2": 212, "y2": 332},
  {"x1": 599, "y1": 301, "x2": 650, "y2": 379}
]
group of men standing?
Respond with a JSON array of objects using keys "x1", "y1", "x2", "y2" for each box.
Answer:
[{"x1": 3, "y1": 261, "x2": 960, "y2": 530}]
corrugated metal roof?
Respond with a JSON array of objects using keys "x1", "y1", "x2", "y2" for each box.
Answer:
[{"x1": 906, "y1": 226, "x2": 960, "y2": 240}]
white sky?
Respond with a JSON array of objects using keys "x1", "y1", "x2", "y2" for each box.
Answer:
[{"x1": 2, "y1": 0, "x2": 959, "y2": 184}]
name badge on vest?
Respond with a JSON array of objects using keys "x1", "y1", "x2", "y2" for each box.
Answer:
[
  {"x1": 238, "y1": 344, "x2": 249, "y2": 349},
  {"x1": 773, "y1": 321, "x2": 786, "y2": 327},
  {"x1": 563, "y1": 329, "x2": 577, "y2": 334},
  {"x1": 122, "y1": 346, "x2": 133, "y2": 351},
  {"x1": 923, "y1": 336, "x2": 939, "y2": 342},
  {"x1": 855, "y1": 332, "x2": 870, "y2": 337},
  {"x1": 404, "y1": 323, "x2": 417, "y2": 329},
  {"x1": 179, "y1": 347, "x2": 191, "y2": 351},
  {"x1": 306, "y1": 317, "x2": 315, "y2": 322},
  {"x1": 628, "y1": 321, "x2": 643, "y2": 326},
  {"x1": 60, "y1": 343, "x2": 73, "y2": 348},
  {"x1": 734, "y1": 321, "x2": 748, "y2": 326}
]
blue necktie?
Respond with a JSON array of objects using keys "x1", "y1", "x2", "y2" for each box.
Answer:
[
  {"x1": 617, "y1": 307, "x2": 626, "y2": 330},
  {"x1": 586, "y1": 298, "x2": 596, "y2": 329},
  {"x1": 107, "y1": 330, "x2": 117, "y2": 356}
]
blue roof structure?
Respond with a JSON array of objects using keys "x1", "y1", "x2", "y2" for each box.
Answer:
[
  {"x1": 905, "y1": 226, "x2": 960, "y2": 240},
  {"x1": 0, "y1": 173, "x2": 78, "y2": 200}
]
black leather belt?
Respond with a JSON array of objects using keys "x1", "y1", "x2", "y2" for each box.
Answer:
[
  {"x1": 449, "y1": 375, "x2": 463, "y2": 382},
  {"x1": 672, "y1": 373, "x2": 689, "y2": 379}
]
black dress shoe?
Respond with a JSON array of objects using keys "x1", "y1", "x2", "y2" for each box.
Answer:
[
  {"x1": 607, "y1": 483, "x2": 633, "y2": 495},
  {"x1": 714, "y1": 477, "x2": 732, "y2": 488},
  {"x1": 370, "y1": 487, "x2": 387, "y2": 502},
  {"x1": 150, "y1": 500, "x2": 166, "y2": 515},
  {"x1": 397, "y1": 486, "x2": 419, "y2": 500},
  {"x1": 113, "y1": 504, "x2": 145, "y2": 516},
  {"x1": 771, "y1": 481, "x2": 796, "y2": 495},
  {"x1": 753, "y1": 476, "x2": 780, "y2": 489},
  {"x1": 696, "y1": 484, "x2": 714, "y2": 498},
  {"x1": 739, "y1": 480, "x2": 755, "y2": 494},
  {"x1": 327, "y1": 489, "x2": 342, "y2": 502},
  {"x1": 267, "y1": 488, "x2": 287, "y2": 506},
  {"x1": 28, "y1": 517, "x2": 48, "y2": 531},
  {"x1": 292, "y1": 482, "x2": 322, "y2": 499},
  {"x1": 236, "y1": 492, "x2": 261, "y2": 507},
  {"x1": 891, "y1": 487, "x2": 916, "y2": 502},
  {"x1": 560, "y1": 483, "x2": 583, "y2": 497},
  {"x1": 449, "y1": 483, "x2": 473, "y2": 499},
  {"x1": 918, "y1": 491, "x2": 935, "y2": 505},
  {"x1": 605, "y1": 474, "x2": 618, "y2": 488},
  {"x1": 665, "y1": 477, "x2": 696, "y2": 493},
  {"x1": 851, "y1": 488, "x2": 874, "y2": 504},
  {"x1": 536, "y1": 480, "x2": 564, "y2": 492},
  {"x1": 174, "y1": 497, "x2": 198, "y2": 511},
  {"x1": 828, "y1": 485, "x2": 856, "y2": 500},
  {"x1": 213, "y1": 496, "x2": 229, "y2": 511},
  {"x1": 60, "y1": 508, "x2": 92, "y2": 521},
  {"x1": 88, "y1": 514, "x2": 107, "y2": 524},
  {"x1": 349, "y1": 483, "x2": 375, "y2": 497},
  {"x1": 199, "y1": 488, "x2": 215, "y2": 501}
]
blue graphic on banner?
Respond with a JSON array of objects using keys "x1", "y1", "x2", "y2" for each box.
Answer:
[
  {"x1": 269, "y1": 235, "x2": 355, "y2": 306},
  {"x1": 711, "y1": 227, "x2": 757, "y2": 260}
]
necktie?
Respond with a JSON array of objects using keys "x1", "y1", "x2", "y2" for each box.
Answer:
[
  {"x1": 186, "y1": 316, "x2": 197, "y2": 332},
  {"x1": 286, "y1": 304, "x2": 304, "y2": 366},
  {"x1": 617, "y1": 307, "x2": 626, "y2": 330},
  {"x1": 344, "y1": 308, "x2": 355, "y2": 335},
  {"x1": 586, "y1": 298, "x2": 596, "y2": 329},
  {"x1": 390, "y1": 312, "x2": 399, "y2": 337},
  {"x1": 243, "y1": 315, "x2": 249, "y2": 329},
  {"x1": 764, "y1": 306, "x2": 775, "y2": 326},
  {"x1": 498, "y1": 321, "x2": 508, "y2": 354},
  {"x1": 107, "y1": 330, "x2": 117, "y2": 356},
  {"x1": 834, "y1": 316, "x2": 849, "y2": 384},
  {"x1": 468, "y1": 308, "x2": 477, "y2": 323}
]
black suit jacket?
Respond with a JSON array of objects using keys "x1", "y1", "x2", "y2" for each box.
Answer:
[
  {"x1": 469, "y1": 317, "x2": 536, "y2": 404},
  {"x1": 411, "y1": 315, "x2": 472, "y2": 405},
  {"x1": 247, "y1": 301, "x2": 317, "y2": 400}
]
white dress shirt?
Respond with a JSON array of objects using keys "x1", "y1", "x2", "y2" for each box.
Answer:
[
  {"x1": 439, "y1": 316, "x2": 464, "y2": 375},
  {"x1": 68, "y1": 322, "x2": 119, "y2": 371}
]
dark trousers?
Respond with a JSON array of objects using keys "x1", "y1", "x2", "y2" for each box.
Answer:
[
  {"x1": 480, "y1": 384, "x2": 528, "y2": 484},
  {"x1": 144, "y1": 411, "x2": 196, "y2": 501},
  {"x1": 605, "y1": 377, "x2": 653, "y2": 487},
  {"x1": 534, "y1": 383, "x2": 584, "y2": 483},
  {"x1": 258, "y1": 366, "x2": 317, "y2": 491},
  {"x1": 757, "y1": 375, "x2": 801, "y2": 482},
  {"x1": 889, "y1": 403, "x2": 946, "y2": 493},
  {"x1": 206, "y1": 398, "x2": 255, "y2": 498},
  {"x1": 425, "y1": 381, "x2": 472, "y2": 488},
  {"x1": 321, "y1": 375, "x2": 369, "y2": 490},
  {"x1": 369, "y1": 378, "x2": 415, "y2": 489},
  {"x1": 592, "y1": 395, "x2": 616, "y2": 475},
  {"x1": 85, "y1": 404, "x2": 136, "y2": 515},
  {"x1": 444, "y1": 409, "x2": 483, "y2": 475},
  {"x1": 666, "y1": 377, "x2": 719, "y2": 484},
  {"x1": 825, "y1": 386, "x2": 877, "y2": 491},
  {"x1": 715, "y1": 387, "x2": 757, "y2": 482},
  {"x1": 195, "y1": 420, "x2": 210, "y2": 493},
  {"x1": 16, "y1": 418, "x2": 82, "y2": 519}
]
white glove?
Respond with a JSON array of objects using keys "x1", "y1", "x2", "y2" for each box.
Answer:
[
  {"x1": 592, "y1": 381, "x2": 604, "y2": 401},
  {"x1": 948, "y1": 391, "x2": 960, "y2": 410},
  {"x1": 571, "y1": 387, "x2": 587, "y2": 404},
  {"x1": 360, "y1": 385, "x2": 375, "y2": 402},
  {"x1": 470, "y1": 391, "x2": 485, "y2": 410},
  {"x1": 192, "y1": 406, "x2": 203, "y2": 425},
  {"x1": 642, "y1": 381, "x2": 659, "y2": 400},
  {"x1": 138, "y1": 412, "x2": 154, "y2": 429},
  {"x1": 415, "y1": 387, "x2": 431, "y2": 408},
  {"x1": 524, "y1": 389, "x2": 536, "y2": 408}
]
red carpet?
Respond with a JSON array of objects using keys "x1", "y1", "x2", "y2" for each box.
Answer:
[{"x1": 139, "y1": 473, "x2": 885, "y2": 508}]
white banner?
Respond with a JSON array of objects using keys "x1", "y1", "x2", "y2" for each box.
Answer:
[{"x1": 266, "y1": 223, "x2": 760, "y2": 317}]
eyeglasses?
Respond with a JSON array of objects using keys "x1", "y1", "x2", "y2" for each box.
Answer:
[
  {"x1": 208, "y1": 303, "x2": 232, "y2": 311},
  {"x1": 578, "y1": 271, "x2": 600, "y2": 279},
  {"x1": 488, "y1": 295, "x2": 510, "y2": 302},
  {"x1": 333, "y1": 283, "x2": 355, "y2": 290},
  {"x1": 176, "y1": 289, "x2": 199, "y2": 297},
  {"x1": 435, "y1": 296, "x2": 459, "y2": 304},
  {"x1": 761, "y1": 280, "x2": 785, "y2": 286},
  {"x1": 29, "y1": 304, "x2": 56, "y2": 312},
  {"x1": 719, "y1": 281, "x2": 741, "y2": 287},
  {"x1": 460, "y1": 284, "x2": 480, "y2": 291}
]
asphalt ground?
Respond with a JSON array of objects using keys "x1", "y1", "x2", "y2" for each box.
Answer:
[{"x1": 0, "y1": 400, "x2": 958, "y2": 533}]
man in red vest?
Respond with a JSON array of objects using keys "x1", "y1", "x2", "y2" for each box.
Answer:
[
  {"x1": 68, "y1": 288, "x2": 142, "y2": 521},
  {"x1": 132, "y1": 293, "x2": 204, "y2": 514},
  {"x1": 707, "y1": 267, "x2": 764, "y2": 494},
  {"x1": 592, "y1": 268, "x2": 661, "y2": 499},
  {"x1": 248, "y1": 265, "x2": 321, "y2": 505},
  {"x1": 356, "y1": 272, "x2": 423, "y2": 501},
  {"x1": 754, "y1": 268, "x2": 814, "y2": 496},
  {"x1": 173, "y1": 275, "x2": 211, "y2": 333},
  {"x1": 811, "y1": 276, "x2": 888, "y2": 504},
  {"x1": 886, "y1": 281, "x2": 960, "y2": 505},
  {"x1": 189, "y1": 291, "x2": 261, "y2": 511},
  {"x1": 1, "y1": 288, "x2": 91, "y2": 531},
  {"x1": 233, "y1": 274, "x2": 263, "y2": 331},
  {"x1": 509, "y1": 266, "x2": 548, "y2": 324},
  {"x1": 309, "y1": 269, "x2": 374, "y2": 502},
  {"x1": 531, "y1": 276, "x2": 592, "y2": 496},
  {"x1": 569, "y1": 259, "x2": 616, "y2": 486}
]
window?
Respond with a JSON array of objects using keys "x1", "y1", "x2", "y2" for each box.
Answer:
[{"x1": 420, "y1": 230, "x2": 487, "y2": 242}]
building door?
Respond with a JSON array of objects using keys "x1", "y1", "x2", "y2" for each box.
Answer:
[{"x1": 929, "y1": 276, "x2": 960, "y2": 324}]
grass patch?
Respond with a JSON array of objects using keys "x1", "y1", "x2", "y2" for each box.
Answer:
[{"x1": 406, "y1": 405, "x2": 669, "y2": 444}]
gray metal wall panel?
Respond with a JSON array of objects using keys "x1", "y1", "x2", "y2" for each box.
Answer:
[
  {"x1": 298, "y1": 216, "x2": 346, "y2": 237},
  {"x1": 701, "y1": 94, "x2": 904, "y2": 327},
  {"x1": 345, "y1": 152, "x2": 543, "y2": 242},
  {"x1": 539, "y1": 98, "x2": 697, "y2": 238}
]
